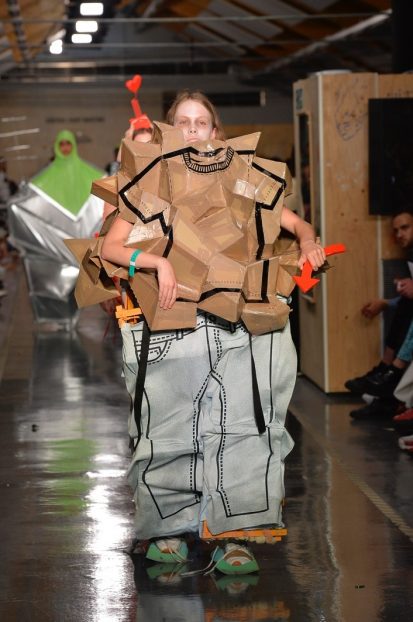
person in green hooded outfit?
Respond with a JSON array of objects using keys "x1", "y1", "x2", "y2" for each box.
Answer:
[
  {"x1": 8, "y1": 129, "x2": 104, "y2": 323},
  {"x1": 32, "y1": 129, "x2": 103, "y2": 216}
]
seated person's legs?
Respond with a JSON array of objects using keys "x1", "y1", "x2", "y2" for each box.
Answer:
[{"x1": 346, "y1": 300, "x2": 413, "y2": 395}]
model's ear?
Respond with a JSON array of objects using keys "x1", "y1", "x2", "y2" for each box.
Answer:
[{"x1": 211, "y1": 127, "x2": 217, "y2": 139}]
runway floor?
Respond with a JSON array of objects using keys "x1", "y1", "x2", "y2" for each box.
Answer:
[{"x1": 0, "y1": 269, "x2": 412, "y2": 622}]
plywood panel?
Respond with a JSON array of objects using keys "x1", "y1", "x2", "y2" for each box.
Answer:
[
  {"x1": 322, "y1": 73, "x2": 381, "y2": 391},
  {"x1": 378, "y1": 74, "x2": 413, "y2": 99},
  {"x1": 294, "y1": 77, "x2": 325, "y2": 389}
]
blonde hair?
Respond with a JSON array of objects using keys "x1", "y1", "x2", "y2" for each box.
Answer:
[{"x1": 166, "y1": 90, "x2": 225, "y2": 140}]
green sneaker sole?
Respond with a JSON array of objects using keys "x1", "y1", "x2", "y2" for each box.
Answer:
[
  {"x1": 146, "y1": 540, "x2": 188, "y2": 563},
  {"x1": 213, "y1": 547, "x2": 259, "y2": 575}
]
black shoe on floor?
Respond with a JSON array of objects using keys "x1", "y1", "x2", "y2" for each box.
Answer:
[
  {"x1": 344, "y1": 362, "x2": 388, "y2": 395},
  {"x1": 362, "y1": 365, "x2": 404, "y2": 398},
  {"x1": 349, "y1": 397, "x2": 399, "y2": 420},
  {"x1": 393, "y1": 419, "x2": 413, "y2": 436}
]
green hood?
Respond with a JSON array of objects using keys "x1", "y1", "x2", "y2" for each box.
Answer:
[{"x1": 32, "y1": 129, "x2": 103, "y2": 216}]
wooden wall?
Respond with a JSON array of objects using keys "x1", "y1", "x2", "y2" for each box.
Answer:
[
  {"x1": 294, "y1": 72, "x2": 413, "y2": 392},
  {"x1": 294, "y1": 77, "x2": 326, "y2": 389}
]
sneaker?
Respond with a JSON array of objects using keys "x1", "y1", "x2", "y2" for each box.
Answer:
[
  {"x1": 363, "y1": 365, "x2": 404, "y2": 398},
  {"x1": 146, "y1": 538, "x2": 188, "y2": 563},
  {"x1": 349, "y1": 397, "x2": 399, "y2": 420},
  {"x1": 393, "y1": 413, "x2": 413, "y2": 436},
  {"x1": 393, "y1": 408, "x2": 413, "y2": 422},
  {"x1": 212, "y1": 543, "x2": 259, "y2": 575},
  {"x1": 361, "y1": 393, "x2": 376, "y2": 405},
  {"x1": 344, "y1": 362, "x2": 388, "y2": 395},
  {"x1": 398, "y1": 434, "x2": 413, "y2": 450}
]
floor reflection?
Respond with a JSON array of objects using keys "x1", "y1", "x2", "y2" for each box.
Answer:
[
  {"x1": 0, "y1": 303, "x2": 412, "y2": 621},
  {"x1": 132, "y1": 552, "x2": 291, "y2": 622}
]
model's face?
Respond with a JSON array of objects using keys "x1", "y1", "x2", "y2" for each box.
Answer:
[
  {"x1": 59, "y1": 140, "x2": 73, "y2": 156},
  {"x1": 393, "y1": 213, "x2": 413, "y2": 249},
  {"x1": 174, "y1": 100, "x2": 216, "y2": 144}
]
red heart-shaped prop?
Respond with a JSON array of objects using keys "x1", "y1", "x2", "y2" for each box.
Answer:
[{"x1": 125, "y1": 74, "x2": 142, "y2": 94}]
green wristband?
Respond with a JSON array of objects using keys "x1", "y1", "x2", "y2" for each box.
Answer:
[{"x1": 129, "y1": 249, "x2": 142, "y2": 278}]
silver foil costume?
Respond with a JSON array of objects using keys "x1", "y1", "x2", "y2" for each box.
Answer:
[{"x1": 9, "y1": 185, "x2": 103, "y2": 324}]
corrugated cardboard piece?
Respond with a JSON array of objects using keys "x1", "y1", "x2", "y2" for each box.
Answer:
[{"x1": 68, "y1": 122, "x2": 300, "y2": 334}]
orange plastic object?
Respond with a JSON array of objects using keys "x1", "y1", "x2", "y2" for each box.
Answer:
[
  {"x1": 115, "y1": 304, "x2": 143, "y2": 327},
  {"x1": 293, "y1": 242, "x2": 346, "y2": 293},
  {"x1": 124, "y1": 73, "x2": 152, "y2": 130},
  {"x1": 201, "y1": 520, "x2": 287, "y2": 542},
  {"x1": 125, "y1": 74, "x2": 142, "y2": 94}
]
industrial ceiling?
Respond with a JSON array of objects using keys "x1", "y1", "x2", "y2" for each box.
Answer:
[{"x1": 0, "y1": 1, "x2": 393, "y2": 93}]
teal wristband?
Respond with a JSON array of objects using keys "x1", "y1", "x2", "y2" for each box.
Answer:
[{"x1": 129, "y1": 249, "x2": 142, "y2": 278}]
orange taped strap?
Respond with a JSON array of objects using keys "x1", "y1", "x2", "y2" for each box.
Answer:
[{"x1": 201, "y1": 520, "x2": 287, "y2": 541}]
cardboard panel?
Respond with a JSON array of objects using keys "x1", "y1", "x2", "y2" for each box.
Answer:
[
  {"x1": 91, "y1": 175, "x2": 118, "y2": 206},
  {"x1": 242, "y1": 300, "x2": 290, "y2": 335},
  {"x1": 198, "y1": 291, "x2": 244, "y2": 323},
  {"x1": 131, "y1": 272, "x2": 197, "y2": 330}
]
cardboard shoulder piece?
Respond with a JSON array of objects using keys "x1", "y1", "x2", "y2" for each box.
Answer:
[{"x1": 70, "y1": 122, "x2": 300, "y2": 334}]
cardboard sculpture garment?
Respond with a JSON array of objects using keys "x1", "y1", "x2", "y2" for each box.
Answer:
[
  {"x1": 70, "y1": 122, "x2": 300, "y2": 334},
  {"x1": 68, "y1": 123, "x2": 299, "y2": 540}
]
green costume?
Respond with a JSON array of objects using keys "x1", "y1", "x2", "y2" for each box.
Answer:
[{"x1": 32, "y1": 130, "x2": 103, "y2": 216}]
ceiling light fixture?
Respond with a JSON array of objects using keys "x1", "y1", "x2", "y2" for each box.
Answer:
[
  {"x1": 75, "y1": 20, "x2": 99, "y2": 33},
  {"x1": 71, "y1": 33, "x2": 93, "y2": 44},
  {"x1": 80, "y1": 3, "x2": 104, "y2": 16}
]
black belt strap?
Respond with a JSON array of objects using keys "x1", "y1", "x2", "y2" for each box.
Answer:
[
  {"x1": 249, "y1": 334, "x2": 266, "y2": 434},
  {"x1": 133, "y1": 320, "x2": 151, "y2": 444}
]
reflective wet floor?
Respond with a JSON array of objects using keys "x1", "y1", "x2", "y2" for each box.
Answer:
[{"x1": 0, "y1": 270, "x2": 412, "y2": 622}]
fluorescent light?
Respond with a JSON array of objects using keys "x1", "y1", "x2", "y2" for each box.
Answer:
[
  {"x1": 1, "y1": 116, "x2": 27, "y2": 122},
  {"x1": 5, "y1": 145, "x2": 30, "y2": 152},
  {"x1": 0, "y1": 128, "x2": 39, "y2": 138},
  {"x1": 49, "y1": 39, "x2": 63, "y2": 54},
  {"x1": 71, "y1": 33, "x2": 92, "y2": 44},
  {"x1": 75, "y1": 20, "x2": 98, "y2": 33},
  {"x1": 80, "y1": 3, "x2": 104, "y2": 16}
]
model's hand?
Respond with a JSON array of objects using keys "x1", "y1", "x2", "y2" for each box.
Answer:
[
  {"x1": 397, "y1": 278, "x2": 413, "y2": 299},
  {"x1": 155, "y1": 258, "x2": 177, "y2": 310},
  {"x1": 361, "y1": 299, "x2": 387, "y2": 318},
  {"x1": 298, "y1": 240, "x2": 326, "y2": 270}
]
